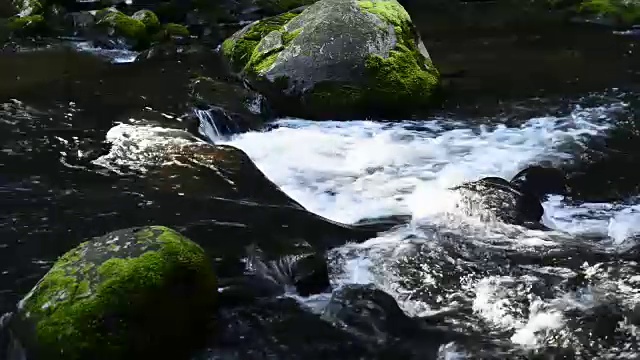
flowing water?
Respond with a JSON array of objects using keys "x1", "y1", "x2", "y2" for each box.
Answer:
[
  {"x1": 68, "y1": 90, "x2": 639, "y2": 358},
  {"x1": 220, "y1": 95, "x2": 640, "y2": 358}
]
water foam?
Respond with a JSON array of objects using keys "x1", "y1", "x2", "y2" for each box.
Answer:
[
  {"x1": 71, "y1": 42, "x2": 138, "y2": 63},
  {"x1": 94, "y1": 100, "x2": 637, "y2": 353},
  {"x1": 218, "y1": 102, "x2": 633, "y2": 350}
]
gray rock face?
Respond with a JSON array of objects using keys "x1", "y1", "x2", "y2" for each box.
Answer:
[
  {"x1": 262, "y1": 0, "x2": 397, "y2": 95},
  {"x1": 221, "y1": 0, "x2": 441, "y2": 120}
]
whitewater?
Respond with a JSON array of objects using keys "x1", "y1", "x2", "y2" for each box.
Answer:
[{"x1": 95, "y1": 95, "x2": 640, "y2": 358}]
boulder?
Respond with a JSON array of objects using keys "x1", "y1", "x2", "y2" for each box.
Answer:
[
  {"x1": 8, "y1": 226, "x2": 217, "y2": 360},
  {"x1": 221, "y1": 0, "x2": 441, "y2": 120},
  {"x1": 131, "y1": 9, "x2": 160, "y2": 32},
  {"x1": 187, "y1": 75, "x2": 269, "y2": 137},
  {"x1": 450, "y1": 166, "x2": 568, "y2": 227},
  {"x1": 94, "y1": 8, "x2": 159, "y2": 49},
  {"x1": 321, "y1": 283, "x2": 450, "y2": 357}
]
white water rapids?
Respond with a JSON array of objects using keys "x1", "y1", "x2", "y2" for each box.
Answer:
[{"x1": 94, "y1": 98, "x2": 640, "y2": 358}]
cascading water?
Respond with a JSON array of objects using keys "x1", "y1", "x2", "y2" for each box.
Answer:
[{"x1": 193, "y1": 107, "x2": 243, "y2": 143}]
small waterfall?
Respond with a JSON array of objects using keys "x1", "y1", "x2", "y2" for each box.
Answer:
[{"x1": 193, "y1": 107, "x2": 242, "y2": 144}]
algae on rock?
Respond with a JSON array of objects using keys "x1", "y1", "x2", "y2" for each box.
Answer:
[
  {"x1": 95, "y1": 8, "x2": 160, "y2": 49},
  {"x1": 9, "y1": 225, "x2": 217, "y2": 360},
  {"x1": 220, "y1": 0, "x2": 441, "y2": 120},
  {"x1": 132, "y1": 9, "x2": 161, "y2": 32}
]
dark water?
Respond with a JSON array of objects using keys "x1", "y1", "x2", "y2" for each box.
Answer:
[{"x1": 1, "y1": 8, "x2": 640, "y2": 359}]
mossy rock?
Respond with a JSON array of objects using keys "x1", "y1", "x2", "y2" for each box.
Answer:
[
  {"x1": 577, "y1": 0, "x2": 640, "y2": 26},
  {"x1": 10, "y1": 226, "x2": 217, "y2": 360},
  {"x1": 220, "y1": 0, "x2": 441, "y2": 120},
  {"x1": 95, "y1": 8, "x2": 149, "y2": 49},
  {"x1": 131, "y1": 9, "x2": 160, "y2": 33},
  {"x1": 162, "y1": 22, "x2": 189, "y2": 39},
  {"x1": 7, "y1": 14, "x2": 46, "y2": 35}
]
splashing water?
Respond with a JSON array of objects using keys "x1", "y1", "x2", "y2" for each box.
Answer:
[{"x1": 95, "y1": 97, "x2": 640, "y2": 356}]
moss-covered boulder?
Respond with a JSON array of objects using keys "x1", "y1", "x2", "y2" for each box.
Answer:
[
  {"x1": 220, "y1": 0, "x2": 441, "y2": 120},
  {"x1": 9, "y1": 226, "x2": 217, "y2": 360},
  {"x1": 131, "y1": 9, "x2": 160, "y2": 32},
  {"x1": 95, "y1": 8, "x2": 155, "y2": 49}
]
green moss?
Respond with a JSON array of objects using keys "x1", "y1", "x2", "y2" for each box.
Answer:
[
  {"x1": 163, "y1": 22, "x2": 189, "y2": 37},
  {"x1": 132, "y1": 9, "x2": 160, "y2": 33},
  {"x1": 282, "y1": 27, "x2": 302, "y2": 45},
  {"x1": 19, "y1": 226, "x2": 217, "y2": 360},
  {"x1": 357, "y1": 0, "x2": 412, "y2": 28},
  {"x1": 578, "y1": 0, "x2": 640, "y2": 25},
  {"x1": 221, "y1": 11, "x2": 299, "y2": 71},
  {"x1": 97, "y1": 10, "x2": 148, "y2": 47},
  {"x1": 303, "y1": 46, "x2": 440, "y2": 117},
  {"x1": 251, "y1": 51, "x2": 281, "y2": 73},
  {"x1": 364, "y1": 44, "x2": 440, "y2": 105},
  {"x1": 8, "y1": 14, "x2": 45, "y2": 33},
  {"x1": 340, "y1": 0, "x2": 439, "y2": 114}
]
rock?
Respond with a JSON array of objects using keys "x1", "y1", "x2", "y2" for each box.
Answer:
[
  {"x1": 216, "y1": 245, "x2": 330, "y2": 305},
  {"x1": 452, "y1": 177, "x2": 543, "y2": 225},
  {"x1": 134, "y1": 41, "x2": 202, "y2": 62},
  {"x1": 94, "y1": 8, "x2": 154, "y2": 49},
  {"x1": 152, "y1": 143, "x2": 308, "y2": 208},
  {"x1": 450, "y1": 165, "x2": 568, "y2": 227},
  {"x1": 131, "y1": 9, "x2": 160, "y2": 32},
  {"x1": 8, "y1": 226, "x2": 217, "y2": 360},
  {"x1": 208, "y1": 297, "x2": 374, "y2": 359},
  {"x1": 322, "y1": 284, "x2": 416, "y2": 342},
  {"x1": 159, "y1": 22, "x2": 189, "y2": 39},
  {"x1": 509, "y1": 165, "x2": 568, "y2": 200},
  {"x1": 247, "y1": 245, "x2": 330, "y2": 296},
  {"x1": 321, "y1": 284, "x2": 449, "y2": 358},
  {"x1": 60, "y1": 10, "x2": 95, "y2": 36},
  {"x1": 221, "y1": 0, "x2": 441, "y2": 120},
  {"x1": 7, "y1": 14, "x2": 46, "y2": 35},
  {"x1": 187, "y1": 75, "x2": 269, "y2": 136}
]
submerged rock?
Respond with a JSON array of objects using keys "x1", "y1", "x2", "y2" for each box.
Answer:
[
  {"x1": 221, "y1": 0, "x2": 441, "y2": 120},
  {"x1": 207, "y1": 297, "x2": 374, "y2": 359},
  {"x1": 8, "y1": 226, "x2": 217, "y2": 360},
  {"x1": 321, "y1": 284, "x2": 451, "y2": 358}
]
